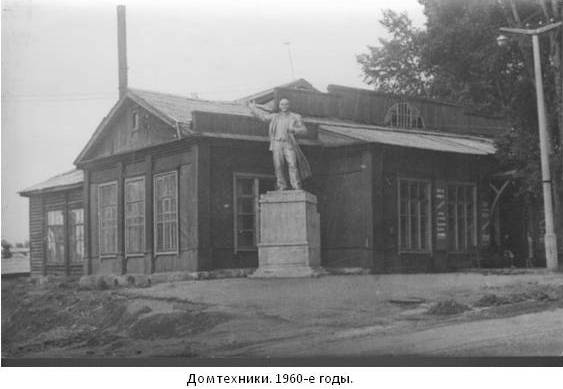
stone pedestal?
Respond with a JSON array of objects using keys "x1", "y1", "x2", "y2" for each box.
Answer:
[{"x1": 250, "y1": 190, "x2": 324, "y2": 278}]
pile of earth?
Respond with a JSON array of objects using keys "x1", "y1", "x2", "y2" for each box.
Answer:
[{"x1": 1, "y1": 278, "x2": 230, "y2": 358}]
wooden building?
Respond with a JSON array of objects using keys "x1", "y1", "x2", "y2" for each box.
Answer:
[
  {"x1": 22, "y1": 79, "x2": 518, "y2": 278},
  {"x1": 20, "y1": 169, "x2": 84, "y2": 277}
]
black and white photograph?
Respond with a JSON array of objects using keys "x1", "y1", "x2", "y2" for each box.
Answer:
[{"x1": 1, "y1": 0, "x2": 563, "y2": 374}]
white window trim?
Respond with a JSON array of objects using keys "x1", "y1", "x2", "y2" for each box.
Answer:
[
  {"x1": 46, "y1": 209, "x2": 65, "y2": 264},
  {"x1": 153, "y1": 171, "x2": 179, "y2": 256},
  {"x1": 68, "y1": 207, "x2": 85, "y2": 263},
  {"x1": 98, "y1": 181, "x2": 118, "y2": 258},
  {"x1": 446, "y1": 182, "x2": 478, "y2": 253},
  {"x1": 233, "y1": 172, "x2": 275, "y2": 253},
  {"x1": 397, "y1": 177, "x2": 433, "y2": 254},
  {"x1": 124, "y1": 176, "x2": 146, "y2": 256}
]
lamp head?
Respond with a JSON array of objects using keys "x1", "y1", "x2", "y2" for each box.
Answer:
[{"x1": 496, "y1": 34, "x2": 509, "y2": 47}]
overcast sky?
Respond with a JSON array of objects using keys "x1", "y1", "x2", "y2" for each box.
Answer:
[{"x1": 1, "y1": 0, "x2": 425, "y2": 243}]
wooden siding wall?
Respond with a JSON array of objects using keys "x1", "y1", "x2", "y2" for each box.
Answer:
[
  {"x1": 273, "y1": 88, "x2": 341, "y2": 118},
  {"x1": 328, "y1": 85, "x2": 507, "y2": 136},
  {"x1": 191, "y1": 111, "x2": 319, "y2": 142},
  {"x1": 207, "y1": 141, "x2": 275, "y2": 269},
  {"x1": 319, "y1": 145, "x2": 374, "y2": 268},
  {"x1": 87, "y1": 145, "x2": 199, "y2": 275},
  {"x1": 27, "y1": 187, "x2": 84, "y2": 278},
  {"x1": 205, "y1": 139, "x2": 323, "y2": 270},
  {"x1": 379, "y1": 146, "x2": 494, "y2": 272},
  {"x1": 29, "y1": 196, "x2": 44, "y2": 277},
  {"x1": 192, "y1": 111, "x2": 268, "y2": 138},
  {"x1": 267, "y1": 86, "x2": 508, "y2": 137}
]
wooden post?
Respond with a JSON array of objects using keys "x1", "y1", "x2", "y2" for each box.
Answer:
[
  {"x1": 64, "y1": 192, "x2": 70, "y2": 276},
  {"x1": 117, "y1": 161, "x2": 126, "y2": 274},
  {"x1": 83, "y1": 169, "x2": 91, "y2": 275},
  {"x1": 145, "y1": 154, "x2": 154, "y2": 273}
]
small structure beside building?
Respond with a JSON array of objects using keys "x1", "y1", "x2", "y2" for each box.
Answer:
[{"x1": 19, "y1": 169, "x2": 84, "y2": 277}]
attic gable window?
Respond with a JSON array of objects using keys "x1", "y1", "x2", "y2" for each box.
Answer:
[
  {"x1": 384, "y1": 102, "x2": 424, "y2": 129},
  {"x1": 132, "y1": 111, "x2": 139, "y2": 131}
]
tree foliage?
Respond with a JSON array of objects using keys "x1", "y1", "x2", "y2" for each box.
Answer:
[
  {"x1": 2, "y1": 239, "x2": 13, "y2": 259},
  {"x1": 358, "y1": 0, "x2": 562, "y2": 200}
]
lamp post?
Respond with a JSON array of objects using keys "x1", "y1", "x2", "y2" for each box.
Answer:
[{"x1": 497, "y1": 21, "x2": 561, "y2": 270}]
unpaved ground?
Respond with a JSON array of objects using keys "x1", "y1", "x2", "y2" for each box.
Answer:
[{"x1": 2, "y1": 271, "x2": 563, "y2": 358}]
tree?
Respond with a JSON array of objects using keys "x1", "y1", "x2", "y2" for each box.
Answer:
[
  {"x1": 2, "y1": 239, "x2": 13, "y2": 259},
  {"x1": 358, "y1": 0, "x2": 563, "y2": 237},
  {"x1": 357, "y1": 10, "x2": 433, "y2": 96}
]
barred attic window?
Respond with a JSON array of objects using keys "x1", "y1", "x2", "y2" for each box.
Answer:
[{"x1": 384, "y1": 102, "x2": 424, "y2": 129}]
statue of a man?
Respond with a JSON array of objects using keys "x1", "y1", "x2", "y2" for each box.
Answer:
[{"x1": 247, "y1": 98, "x2": 312, "y2": 190}]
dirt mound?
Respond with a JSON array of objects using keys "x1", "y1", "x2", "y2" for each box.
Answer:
[
  {"x1": 1, "y1": 278, "x2": 231, "y2": 358},
  {"x1": 474, "y1": 294, "x2": 511, "y2": 307},
  {"x1": 474, "y1": 285, "x2": 563, "y2": 308},
  {"x1": 129, "y1": 311, "x2": 228, "y2": 339},
  {"x1": 427, "y1": 299, "x2": 470, "y2": 315}
]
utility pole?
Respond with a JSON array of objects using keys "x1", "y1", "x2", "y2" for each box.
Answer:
[{"x1": 498, "y1": 21, "x2": 562, "y2": 270}]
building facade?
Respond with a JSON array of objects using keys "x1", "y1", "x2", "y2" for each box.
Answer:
[{"x1": 22, "y1": 80, "x2": 522, "y2": 278}]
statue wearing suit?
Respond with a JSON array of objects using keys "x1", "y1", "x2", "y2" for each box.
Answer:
[{"x1": 247, "y1": 98, "x2": 312, "y2": 190}]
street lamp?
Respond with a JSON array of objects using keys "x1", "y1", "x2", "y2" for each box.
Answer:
[{"x1": 497, "y1": 21, "x2": 561, "y2": 270}]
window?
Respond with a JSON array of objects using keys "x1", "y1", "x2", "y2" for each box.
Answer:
[
  {"x1": 132, "y1": 111, "x2": 139, "y2": 131},
  {"x1": 384, "y1": 102, "x2": 424, "y2": 129},
  {"x1": 98, "y1": 182, "x2": 118, "y2": 255},
  {"x1": 234, "y1": 174, "x2": 275, "y2": 251},
  {"x1": 447, "y1": 184, "x2": 477, "y2": 252},
  {"x1": 398, "y1": 178, "x2": 431, "y2": 252},
  {"x1": 69, "y1": 208, "x2": 84, "y2": 263},
  {"x1": 125, "y1": 177, "x2": 145, "y2": 254},
  {"x1": 47, "y1": 210, "x2": 65, "y2": 263},
  {"x1": 154, "y1": 172, "x2": 178, "y2": 254}
]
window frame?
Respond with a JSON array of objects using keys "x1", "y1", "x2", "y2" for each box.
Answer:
[
  {"x1": 98, "y1": 180, "x2": 118, "y2": 258},
  {"x1": 384, "y1": 102, "x2": 425, "y2": 129},
  {"x1": 46, "y1": 208, "x2": 66, "y2": 264},
  {"x1": 446, "y1": 182, "x2": 478, "y2": 253},
  {"x1": 397, "y1": 177, "x2": 433, "y2": 254},
  {"x1": 153, "y1": 171, "x2": 179, "y2": 256},
  {"x1": 68, "y1": 207, "x2": 84, "y2": 263},
  {"x1": 124, "y1": 176, "x2": 146, "y2": 257},
  {"x1": 233, "y1": 172, "x2": 276, "y2": 253}
]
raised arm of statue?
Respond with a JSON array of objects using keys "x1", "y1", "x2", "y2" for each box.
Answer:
[{"x1": 247, "y1": 100, "x2": 274, "y2": 122}]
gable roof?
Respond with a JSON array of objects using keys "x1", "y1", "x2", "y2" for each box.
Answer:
[
  {"x1": 129, "y1": 88, "x2": 253, "y2": 124},
  {"x1": 74, "y1": 88, "x2": 261, "y2": 164},
  {"x1": 75, "y1": 78, "x2": 505, "y2": 165},
  {"x1": 19, "y1": 169, "x2": 83, "y2": 197}
]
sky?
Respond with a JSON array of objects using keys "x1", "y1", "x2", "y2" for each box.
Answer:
[{"x1": 1, "y1": 0, "x2": 425, "y2": 244}]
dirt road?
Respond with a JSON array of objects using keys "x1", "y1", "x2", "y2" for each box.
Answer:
[{"x1": 2, "y1": 271, "x2": 563, "y2": 359}]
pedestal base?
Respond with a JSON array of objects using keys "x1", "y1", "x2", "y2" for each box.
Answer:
[
  {"x1": 251, "y1": 190, "x2": 324, "y2": 278},
  {"x1": 249, "y1": 265, "x2": 327, "y2": 278}
]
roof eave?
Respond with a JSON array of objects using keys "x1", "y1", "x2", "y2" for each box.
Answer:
[{"x1": 19, "y1": 182, "x2": 83, "y2": 198}]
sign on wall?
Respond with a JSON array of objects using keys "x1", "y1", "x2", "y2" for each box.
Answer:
[
  {"x1": 480, "y1": 200, "x2": 491, "y2": 247},
  {"x1": 434, "y1": 182, "x2": 447, "y2": 250}
]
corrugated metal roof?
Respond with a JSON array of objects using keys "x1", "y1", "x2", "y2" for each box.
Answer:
[
  {"x1": 20, "y1": 169, "x2": 83, "y2": 196},
  {"x1": 320, "y1": 123, "x2": 496, "y2": 155},
  {"x1": 129, "y1": 89, "x2": 253, "y2": 124}
]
